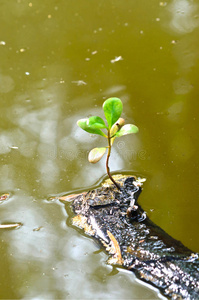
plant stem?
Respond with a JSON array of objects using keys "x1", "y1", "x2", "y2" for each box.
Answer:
[{"x1": 106, "y1": 129, "x2": 121, "y2": 190}]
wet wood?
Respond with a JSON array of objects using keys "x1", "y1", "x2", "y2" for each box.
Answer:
[{"x1": 59, "y1": 175, "x2": 199, "y2": 299}]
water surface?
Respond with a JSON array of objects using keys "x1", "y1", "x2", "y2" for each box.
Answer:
[{"x1": 0, "y1": 0, "x2": 199, "y2": 299}]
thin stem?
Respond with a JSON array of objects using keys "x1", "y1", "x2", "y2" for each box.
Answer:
[{"x1": 106, "y1": 129, "x2": 121, "y2": 190}]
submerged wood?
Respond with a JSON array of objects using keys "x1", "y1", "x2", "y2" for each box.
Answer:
[{"x1": 61, "y1": 175, "x2": 199, "y2": 299}]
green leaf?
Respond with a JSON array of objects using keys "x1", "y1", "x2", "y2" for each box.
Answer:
[
  {"x1": 103, "y1": 98, "x2": 123, "y2": 129},
  {"x1": 87, "y1": 116, "x2": 107, "y2": 129},
  {"x1": 88, "y1": 147, "x2": 107, "y2": 163},
  {"x1": 77, "y1": 118, "x2": 107, "y2": 137},
  {"x1": 115, "y1": 124, "x2": 139, "y2": 137}
]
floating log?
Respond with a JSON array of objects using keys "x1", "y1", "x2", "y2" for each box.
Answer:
[{"x1": 60, "y1": 175, "x2": 199, "y2": 299}]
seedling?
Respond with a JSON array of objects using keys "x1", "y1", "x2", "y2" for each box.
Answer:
[{"x1": 77, "y1": 97, "x2": 139, "y2": 190}]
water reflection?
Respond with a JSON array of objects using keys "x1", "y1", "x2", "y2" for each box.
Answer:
[
  {"x1": 168, "y1": 0, "x2": 199, "y2": 33},
  {"x1": 0, "y1": 164, "x2": 15, "y2": 191},
  {"x1": 1, "y1": 195, "x2": 164, "y2": 299},
  {"x1": 1, "y1": 75, "x2": 141, "y2": 194},
  {"x1": 0, "y1": 74, "x2": 15, "y2": 93},
  {"x1": 0, "y1": 0, "x2": 199, "y2": 298},
  {"x1": 159, "y1": 0, "x2": 198, "y2": 167}
]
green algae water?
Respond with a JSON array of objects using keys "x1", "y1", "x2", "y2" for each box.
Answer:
[{"x1": 0, "y1": 1, "x2": 198, "y2": 299}]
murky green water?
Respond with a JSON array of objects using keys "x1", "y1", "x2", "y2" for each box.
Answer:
[{"x1": 0, "y1": 0, "x2": 199, "y2": 299}]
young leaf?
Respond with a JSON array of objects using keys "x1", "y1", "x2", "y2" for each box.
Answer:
[
  {"x1": 110, "y1": 118, "x2": 125, "y2": 145},
  {"x1": 87, "y1": 116, "x2": 107, "y2": 129},
  {"x1": 103, "y1": 98, "x2": 123, "y2": 129},
  {"x1": 88, "y1": 147, "x2": 107, "y2": 163},
  {"x1": 110, "y1": 118, "x2": 125, "y2": 137},
  {"x1": 77, "y1": 118, "x2": 107, "y2": 137},
  {"x1": 115, "y1": 124, "x2": 139, "y2": 137}
]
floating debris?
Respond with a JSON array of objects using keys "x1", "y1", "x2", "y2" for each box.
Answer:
[
  {"x1": 110, "y1": 56, "x2": 123, "y2": 64},
  {"x1": 33, "y1": 226, "x2": 43, "y2": 231},
  {"x1": 0, "y1": 194, "x2": 9, "y2": 202},
  {"x1": 0, "y1": 223, "x2": 21, "y2": 229}
]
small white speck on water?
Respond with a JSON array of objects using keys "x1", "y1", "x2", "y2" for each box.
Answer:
[{"x1": 111, "y1": 56, "x2": 123, "y2": 63}]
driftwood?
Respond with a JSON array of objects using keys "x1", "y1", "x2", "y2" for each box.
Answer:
[{"x1": 60, "y1": 175, "x2": 199, "y2": 300}]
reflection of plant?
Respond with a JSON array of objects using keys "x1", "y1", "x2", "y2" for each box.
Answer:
[{"x1": 77, "y1": 97, "x2": 139, "y2": 190}]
